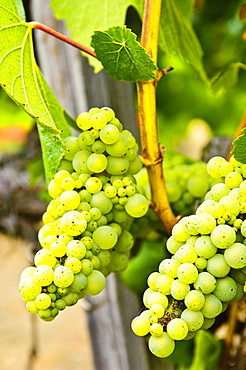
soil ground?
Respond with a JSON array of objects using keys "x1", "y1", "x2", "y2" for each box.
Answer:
[{"x1": 0, "y1": 233, "x2": 94, "y2": 370}]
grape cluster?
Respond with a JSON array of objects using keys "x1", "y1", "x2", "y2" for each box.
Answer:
[
  {"x1": 131, "y1": 155, "x2": 246, "y2": 358},
  {"x1": 19, "y1": 107, "x2": 149, "y2": 321}
]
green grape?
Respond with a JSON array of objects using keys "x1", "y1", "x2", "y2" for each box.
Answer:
[
  {"x1": 107, "y1": 251, "x2": 128, "y2": 273},
  {"x1": 63, "y1": 136, "x2": 79, "y2": 160},
  {"x1": 85, "y1": 177, "x2": 102, "y2": 194},
  {"x1": 33, "y1": 265, "x2": 54, "y2": 286},
  {"x1": 158, "y1": 259, "x2": 181, "y2": 278},
  {"x1": 200, "y1": 317, "x2": 215, "y2": 330},
  {"x1": 181, "y1": 309, "x2": 204, "y2": 331},
  {"x1": 64, "y1": 257, "x2": 82, "y2": 274},
  {"x1": 91, "y1": 140, "x2": 106, "y2": 154},
  {"x1": 48, "y1": 179, "x2": 63, "y2": 198},
  {"x1": 195, "y1": 212, "x2": 216, "y2": 234},
  {"x1": 177, "y1": 263, "x2": 198, "y2": 284},
  {"x1": 193, "y1": 271, "x2": 217, "y2": 294},
  {"x1": 201, "y1": 294, "x2": 222, "y2": 319},
  {"x1": 97, "y1": 250, "x2": 111, "y2": 267},
  {"x1": 125, "y1": 194, "x2": 149, "y2": 218},
  {"x1": 211, "y1": 225, "x2": 236, "y2": 249},
  {"x1": 209, "y1": 183, "x2": 230, "y2": 202},
  {"x1": 62, "y1": 292, "x2": 79, "y2": 306},
  {"x1": 224, "y1": 242, "x2": 246, "y2": 269},
  {"x1": 20, "y1": 266, "x2": 36, "y2": 280},
  {"x1": 166, "y1": 236, "x2": 183, "y2": 254},
  {"x1": 184, "y1": 290, "x2": 205, "y2": 311},
  {"x1": 147, "y1": 272, "x2": 160, "y2": 290},
  {"x1": 230, "y1": 283, "x2": 245, "y2": 302},
  {"x1": 26, "y1": 300, "x2": 39, "y2": 314},
  {"x1": 146, "y1": 292, "x2": 168, "y2": 309},
  {"x1": 127, "y1": 156, "x2": 143, "y2": 175},
  {"x1": 61, "y1": 177, "x2": 76, "y2": 191},
  {"x1": 106, "y1": 156, "x2": 129, "y2": 175},
  {"x1": 187, "y1": 175, "x2": 209, "y2": 198},
  {"x1": 166, "y1": 183, "x2": 182, "y2": 203},
  {"x1": 219, "y1": 195, "x2": 240, "y2": 216},
  {"x1": 34, "y1": 249, "x2": 57, "y2": 268},
  {"x1": 114, "y1": 230, "x2": 134, "y2": 253},
  {"x1": 150, "y1": 323, "x2": 163, "y2": 337},
  {"x1": 54, "y1": 170, "x2": 71, "y2": 186},
  {"x1": 166, "y1": 318, "x2": 189, "y2": 340},
  {"x1": 184, "y1": 215, "x2": 199, "y2": 236},
  {"x1": 90, "y1": 112, "x2": 107, "y2": 130},
  {"x1": 54, "y1": 266, "x2": 74, "y2": 288},
  {"x1": 155, "y1": 274, "x2": 174, "y2": 295},
  {"x1": 79, "y1": 188, "x2": 92, "y2": 202},
  {"x1": 69, "y1": 273, "x2": 88, "y2": 293},
  {"x1": 230, "y1": 268, "x2": 246, "y2": 285},
  {"x1": 50, "y1": 240, "x2": 67, "y2": 258},
  {"x1": 148, "y1": 333, "x2": 175, "y2": 358},
  {"x1": 90, "y1": 192, "x2": 113, "y2": 214},
  {"x1": 171, "y1": 222, "x2": 190, "y2": 243},
  {"x1": 150, "y1": 304, "x2": 165, "y2": 318},
  {"x1": 89, "y1": 207, "x2": 102, "y2": 221},
  {"x1": 194, "y1": 236, "x2": 217, "y2": 259},
  {"x1": 66, "y1": 240, "x2": 86, "y2": 259},
  {"x1": 225, "y1": 171, "x2": 243, "y2": 189},
  {"x1": 38, "y1": 309, "x2": 52, "y2": 320},
  {"x1": 35, "y1": 293, "x2": 52, "y2": 310},
  {"x1": 170, "y1": 280, "x2": 190, "y2": 300},
  {"x1": 83, "y1": 270, "x2": 106, "y2": 295},
  {"x1": 87, "y1": 153, "x2": 107, "y2": 173},
  {"x1": 100, "y1": 124, "x2": 120, "y2": 144},
  {"x1": 104, "y1": 185, "x2": 117, "y2": 198},
  {"x1": 213, "y1": 276, "x2": 237, "y2": 302},
  {"x1": 207, "y1": 156, "x2": 233, "y2": 178},
  {"x1": 195, "y1": 257, "x2": 207, "y2": 270},
  {"x1": 76, "y1": 112, "x2": 92, "y2": 130},
  {"x1": 81, "y1": 258, "x2": 93, "y2": 276},
  {"x1": 100, "y1": 107, "x2": 115, "y2": 121},
  {"x1": 174, "y1": 244, "x2": 197, "y2": 264},
  {"x1": 58, "y1": 158, "x2": 74, "y2": 173},
  {"x1": 19, "y1": 277, "x2": 42, "y2": 301},
  {"x1": 131, "y1": 315, "x2": 150, "y2": 336},
  {"x1": 60, "y1": 211, "x2": 87, "y2": 236},
  {"x1": 105, "y1": 133, "x2": 128, "y2": 157},
  {"x1": 196, "y1": 199, "x2": 226, "y2": 219},
  {"x1": 206, "y1": 254, "x2": 230, "y2": 278},
  {"x1": 92, "y1": 226, "x2": 118, "y2": 250},
  {"x1": 72, "y1": 150, "x2": 92, "y2": 174}
]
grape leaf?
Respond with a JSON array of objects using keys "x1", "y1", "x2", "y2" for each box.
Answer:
[
  {"x1": 0, "y1": 0, "x2": 73, "y2": 182},
  {"x1": 15, "y1": 0, "x2": 26, "y2": 21},
  {"x1": 212, "y1": 62, "x2": 246, "y2": 94},
  {"x1": 91, "y1": 26, "x2": 157, "y2": 82},
  {"x1": 159, "y1": 0, "x2": 208, "y2": 83},
  {"x1": 232, "y1": 127, "x2": 246, "y2": 164},
  {"x1": 51, "y1": 0, "x2": 143, "y2": 72}
]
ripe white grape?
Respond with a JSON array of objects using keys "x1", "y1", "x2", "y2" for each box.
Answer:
[
  {"x1": 33, "y1": 265, "x2": 54, "y2": 286},
  {"x1": 155, "y1": 274, "x2": 174, "y2": 295},
  {"x1": 35, "y1": 293, "x2": 52, "y2": 310},
  {"x1": 194, "y1": 236, "x2": 217, "y2": 259},
  {"x1": 177, "y1": 263, "x2": 198, "y2": 284},
  {"x1": 206, "y1": 254, "x2": 231, "y2": 278},
  {"x1": 213, "y1": 276, "x2": 237, "y2": 302},
  {"x1": 92, "y1": 225, "x2": 118, "y2": 250},
  {"x1": 200, "y1": 294, "x2": 222, "y2": 319},
  {"x1": 193, "y1": 271, "x2": 217, "y2": 294},
  {"x1": 171, "y1": 279, "x2": 190, "y2": 300},
  {"x1": 211, "y1": 224, "x2": 236, "y2": 249},
  {"x1": 54, "y1": 266, "x2": 74, "y2": 288},
  {"x1": 19, "y1": 277, "x2": 42, "y2": 301},
  {"x1": 166, "y1": 318, "x2": 189, "y2": 340},
  {"x1": 34, "y1": 249, "x2": 57, "y2": 268},
  {"x1": 174, "y1": 244, "x2": 197, "y2": 264},
  {"x1": 148, "y1": 333, "x2": 175, "y2": 358},
  {"x1": 125, "y1": 194, "x2": 149, "y2": 218},
  {"x1": 60, "y1": 211, "x2": 87, "y2": 236},
  {"x1": 184, "y1": 290, "x2": 205, "y2": 311},
  {"x1": 158, "y1": 259, "x2": 181, "y2": 278},
  {"x1": 224, "y1": 242, "x2": 246, "y2": 269},
  {"x1": 83, "y1": 270, "x2": 106, "y2": 295},
  {"x1": 195, "y1": 212, "x2": 216, "y2": 235},
  {"x1": 181, "y1": 309, "x2": 204, "y2": 331}
]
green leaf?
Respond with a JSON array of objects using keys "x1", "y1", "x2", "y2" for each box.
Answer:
[
  {"x1": 0, "y1": 0, "x2": 73, "y2": 182},
  {"x1": 212, "y1": 62, "x2": 246, "y2": 94},
  {"x1": 15, "y1": 0, "x2": 26, "y2": 21},
  {"x1": 91, "y1": 26, "x2": 157, "y2": 82},
  {"x1": 189, "y1": 331, "x2": 222, "y2": 370},
  {"x1": 232, "y1": 127, "x2": 246, "y2": 164},
  {"x1": 159, "y1": 0, "x2": 208, "y2": 83},
  {"x1": 51, "y1": 0, "x2": 143, "y2": 72}
]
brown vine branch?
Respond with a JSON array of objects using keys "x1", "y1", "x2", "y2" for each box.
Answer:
[
  {"x1": 137, "y1": 0, "x2": 177, "y2": 235},
  {"x1": 30, "y1": 22, "x2": 96, "y2": 58}
]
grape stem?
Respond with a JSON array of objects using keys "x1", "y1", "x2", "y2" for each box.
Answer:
[
  {"x1": 137, "y1": 0, "x2": 177, "y2": 235},
  {"x1": 30, "y1": 22, "x2": 96, "y2": 58}
]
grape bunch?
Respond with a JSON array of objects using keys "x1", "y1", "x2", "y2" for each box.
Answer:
[
  {"x1": 131, "y1": 155, "x2": 246, "y2": 358},
  {"x1": 19, "y1": 107, "x2": 149, "y2": 321}
]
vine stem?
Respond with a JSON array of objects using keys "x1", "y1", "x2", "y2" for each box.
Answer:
[
  {"x1": 137, "y1": 0, "x2": 177, "y2": 235},
  {"x1": 30, "y1": 22, "x2": 96, "y2": 58}
]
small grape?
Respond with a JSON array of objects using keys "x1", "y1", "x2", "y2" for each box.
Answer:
[
  {"x1": 181, "y1": 309, "x2": 204, "y2": 331},
  {"x1": 35, "y1": 293, "x2": 52, "y2": 310},
  {"x1": 184, "y1": 290, "x2": 205, "y2": 311}
]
